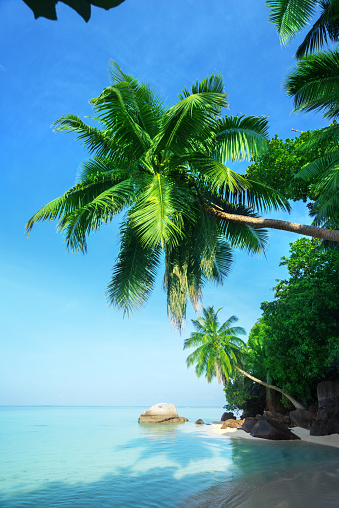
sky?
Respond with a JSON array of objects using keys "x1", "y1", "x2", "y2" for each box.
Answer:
[{"x1": 0, "y1": 0, "x2": 329, "y2": 407}]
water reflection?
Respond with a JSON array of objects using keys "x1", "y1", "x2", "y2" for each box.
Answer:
[
  {"x1": 183, "y1": 439, "x2": 339, "y2": 508},
  {"x1": 138, "y1": 422, "x2": 179, "y2": 439}
]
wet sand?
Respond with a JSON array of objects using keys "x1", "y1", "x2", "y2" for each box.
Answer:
[{"x1": 211, "y1": 423, "x2": 339, "y2": 448}]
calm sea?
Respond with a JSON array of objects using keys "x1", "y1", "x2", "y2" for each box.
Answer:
[{"x1": 0, "y1": 406, "x2": 338, "y2": 508}]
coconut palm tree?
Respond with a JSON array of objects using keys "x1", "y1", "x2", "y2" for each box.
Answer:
[
  {"x1": 285, "y1": 49, "x2": 339, "y2": 225},
  {"x1": 266, "y1": 0, "x2": 339, "y2": 58},
  {"x1": 26, "y1": 62, "x2": 339, "y2": 327},
  {"x1": 184, "y1": 306, "x2": 305, "y2": 409}
]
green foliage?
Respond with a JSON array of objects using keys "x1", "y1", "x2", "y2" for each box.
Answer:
[
  {"x1": 266, "y1": 0, "x2": 339, "y2": 58},
  {"x1": 253, "y1": 237, "x2": 339, "y2": 405},
  {"x1": 23, "y1": 0, "x2": 125, "y2": 22},
  {"x1": 246, "y1": 132, "x2": 326, "y2": 202},
  {"x1": 184, "y1": 307, "x2": 246, "y2": 383},
  {"x1": 28, "y1": 62, "x2": 290, "y2": 327},
  {"x1": 223, "y1": 374, "x2": 266, "y2": 416}
]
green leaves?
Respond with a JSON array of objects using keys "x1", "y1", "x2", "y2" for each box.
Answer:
[
  {"x1": 23, "y1": 0, "x2": 125, "y2": 21},
  {"x1": 130, "y1": 174, "x2": 195, "y2": 249},
  {"x1": 106, "y1": 224, "x2": 161, "y2": 314},
  {"x1": 285, "y1": 49, "x2": 339, "y2": 118},
  {"x1": 213, "y1": 115, "x2": 269, "y2": 162},
  {"x1": 184, "y1": 307, "x2": 246, "y2": 383},
  {"x1": 266, "y1": 0, "x2": 319, "y2": 45},
  {"x1": 28, "y1": 63, "x2": 295, "y2": 325}
]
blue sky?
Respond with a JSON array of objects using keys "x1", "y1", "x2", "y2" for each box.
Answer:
[{"x1": 0, "y1": 0, "x2": 328, "y2": 407}]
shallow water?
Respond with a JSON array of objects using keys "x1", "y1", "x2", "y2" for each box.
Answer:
[{"x1": 0, "y1": 406, "x2": 338, "y2": 507}]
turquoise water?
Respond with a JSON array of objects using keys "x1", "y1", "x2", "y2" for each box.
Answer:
[{"x1": 0, "y1": 406, "x2": 338, "y2": 507}]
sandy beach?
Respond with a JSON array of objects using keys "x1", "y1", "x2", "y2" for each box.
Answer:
[{"x1": 210, "y1": 423, "x2": 339, "y2": 449}]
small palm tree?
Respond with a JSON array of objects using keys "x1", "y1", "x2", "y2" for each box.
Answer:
[{"x1": 184, "y1": 306, "x2": 305, "y2": 409}]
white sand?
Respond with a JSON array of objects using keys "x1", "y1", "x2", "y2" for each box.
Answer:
[{"x1": 210, "y1": 423, "x2": 339, "y2": 448}]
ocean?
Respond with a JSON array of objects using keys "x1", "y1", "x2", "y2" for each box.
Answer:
[{"x1": 0, "y1": 406, "x2": 338, "y2": 507}]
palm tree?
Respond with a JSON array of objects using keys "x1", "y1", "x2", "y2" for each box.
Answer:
[
  {"x1": 26, "y1": 62, "x2": 339, "y2": 327},
  {"x1": 285, "y1": 49, "x2": 339, "y2": 225},
  {"x1": 266, "y1": 0, "x2": 339, "y2": 58},
  {"x1": 184, "y1": 306, "x2": 305, "y2": 409}
]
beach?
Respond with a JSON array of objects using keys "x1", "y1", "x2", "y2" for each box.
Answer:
[{"x1": 211, "y1": 422, "x2": 339, "y2": 448}]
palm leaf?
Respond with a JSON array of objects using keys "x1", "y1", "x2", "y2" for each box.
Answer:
[
  {"x1": 285, "y1": 49, "x2": 339, "y2": 118},
  {"x1": 106, "y1": 222, "x2": 161, "y2": 314},
  {"x1": 266, "y1": 0, "x2": 318, "y2": 44},
  {"x1": 156, "y1": 85, "x2": 228, "y2": 155},
  {"x1": 213, "y1": 115, "x2": 269, "y2": 162},
  {"x1": 295, "y1": 0, "x2": 339, "y2": 57},
  {"x1": 130, "y1": 174, "x2": 195, "y2": 249}
]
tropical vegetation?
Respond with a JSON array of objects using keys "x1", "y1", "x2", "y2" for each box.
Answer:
[
  {"x1": 284, "y1": 51, "x2": 339, "y2": 227},
  {"x1": 26, "y1": 63, "x2": 339, "y2": 327},
  {"x1": 267, "y1": 1, "x2": 339, "y2": 230},
  {"x1": 224, "y1": 237, "x2": 339, "y2": 413},
  {"x1": 266, "y1": 0, "x2": 339, "y2": 57},
  {"x1": 184, "y1": 306, "x2": 304, "y2": 409}
]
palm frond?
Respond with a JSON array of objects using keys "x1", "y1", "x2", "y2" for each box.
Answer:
[
  {"x1": 219, "y1": 179, "x2": 291, "y2": 213},
  {"x1": 156, "y1": 87, "x2": 228, "y2": 154},
  {"x1": 294, "y1": 123, "x2": 339, "y2": 153},
  {"x1": 53, "y1": 114, "x2": 120, "y2": 159},
  {"x1": 106, "y1": 222, "x2": 161, "y2": 314},
  {"x1": 266, "y1": 0, "x2": 318, "y2": 45},
  {"x1": 130, "y1": 174, "x2": 195, "y2": 249},
  {"x1": 58, "y1": 178, "x2": 136, "y2": 252},
  {"x1": 295, "y1": 0, "x2": 339, "y2": 57},
  {"x1": 285, "y1": 49, "x2": 339, "y2": 118},
  {"x1": 296, "y1": 148, "x2": 339, "y2": 181},
  {"x1": 213, "y1": 115, "x2": 269, "y2": 162}
]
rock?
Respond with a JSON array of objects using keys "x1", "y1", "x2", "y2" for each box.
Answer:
[
  {"x1": 138, "y1": 403, "x2": 188, "y2": 423},
  {"x1": 310, "y1": 420, "x2": 330, "y2": 436},
  {"x1": 250, "y1": 418, "x2": 300, "y2": 440},
  {"x1": 195, "y1": 419, "x2": 204, "y2": 425},
  {"x1": 311, "y1": 381, "x2": 339, "y2": 435},
  {"x1": 317, "y1": 381, "x2": 339, "y2": 411},
  {"x1": 221, "y1": 412, "x2": 234, "y2": 421},
  {"x1": 221, "y1": 418, "x2": 244, "y2": 429},
  {"x1": 308, "y1": 402, "x2": 318, "y2": 419},
  {"x1": 328, "y1": 410, "x2": 339, "y2": 434},
  {"x1": 242, "y1": 417, "x2": 259, "y2": 434},
  {"x1": 263, "y1": 411, "x2": 288, "y2": 424},
  {"x1": 289, "y1": 409, "x2": 314, "y2": 430}
]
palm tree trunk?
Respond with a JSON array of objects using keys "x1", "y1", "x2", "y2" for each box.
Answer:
[
  {"x1": 210, "y1": 208, "x2": 339, "y2": 243},
  {"x1": 235, "y1": 366, "x2": 305, "y2": 410}
]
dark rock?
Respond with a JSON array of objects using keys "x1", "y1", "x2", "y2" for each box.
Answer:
[
  {"x1": 250, "y1": 418, "x2": 300, "y2": 440},
  {"x1": 263, "y1": 411, "x2": 287, "y2": 424},
  {"x1": 310, "y1": 420, "x2": 330, "y2": 436},
  {"x1": 195, "y1": 419, "x2": 204, "y2": 425},
  {"x1": 308, "y1": 402, "x2": 318, "y2": 420},
  {"x1": 242, "y1": 417, "x2": 259, "y2": 434},
  {"x1": 221, "y1": 412, "x2": 234, "y2": 421},
  {"x1": 328, "y1": 410, "x2": 339, "y2": 434},
  {"x1": 317, "y1": 381, "x2": 339, "y2": 411},
  {"x1": 289, "y1": 409, "x2": 314, "y2": 430},
  {"x1": 316, "y1": 381, "x2": 339, "y2": 421},
  {"x1": 266, "y1": 387, "x2": 291, "y2": 414}
]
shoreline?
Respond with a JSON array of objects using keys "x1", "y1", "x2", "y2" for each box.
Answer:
[{"x1": 209, "y1": 423, "x2": 339, "y2": 449}]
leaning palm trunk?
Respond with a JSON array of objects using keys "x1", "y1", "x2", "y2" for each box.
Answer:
[
  {"x1": 210, "y1": 208, "x2": 339, "y2": 243},
  {"x1": 235, "y1": 366, "x2": 305, "y2": 410}
]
